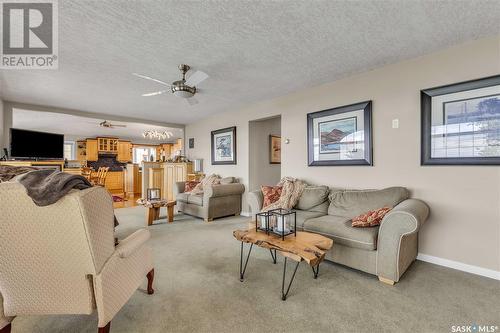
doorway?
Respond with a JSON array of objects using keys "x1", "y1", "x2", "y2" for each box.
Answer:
[{"x1": 248, "y1": 116, "x2": 281, "y2": 191}]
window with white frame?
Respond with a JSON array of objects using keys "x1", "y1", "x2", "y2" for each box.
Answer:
[
  {"x1": 64, "y1": 141, "x2": 76, "y2": 160},
  {"x1": 133, "y1": 146, "x2": 156, "y2": 163}
]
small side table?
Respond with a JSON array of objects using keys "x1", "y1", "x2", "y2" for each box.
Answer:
[{"x1": 137, "y1": 199, "x2": 176, "y2": 226}]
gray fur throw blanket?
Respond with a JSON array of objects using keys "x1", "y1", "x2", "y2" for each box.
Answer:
[
  {"x1": 18, "y1": 169, "x2": 92, "y2": 206},
  {"x1": 0, "y1": 165, "x2": 37, "y2": 182}
]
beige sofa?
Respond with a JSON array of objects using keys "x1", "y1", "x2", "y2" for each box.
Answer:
[
  {"x1": 248, "y1": 185, "x2": 429, "y2": 284},
  {"x1": 0, "y1": 181, "x2": 154, "y2": 333},
  {"x1": 174, "y1": 177, "x2": 245, "y2": 222}
]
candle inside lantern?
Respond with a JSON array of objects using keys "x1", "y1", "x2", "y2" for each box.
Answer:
[
  {"x1": 275, "y1": 215, "x2": 290, "y2": 233},
  {"x1": 259, "y1": 215, "x2": 267, "y2": 228}
]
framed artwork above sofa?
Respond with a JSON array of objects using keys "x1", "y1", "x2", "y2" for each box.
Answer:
[
  {"x1": 421, "y1": 75, "x2": 500, "y2": 165},
  {"x1": 307, "y1": 101, "x2": 373, "y2": 166}
]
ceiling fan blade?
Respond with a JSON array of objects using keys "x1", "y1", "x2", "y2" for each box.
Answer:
[
  {"x1": 142, "y1": 90, "x2": 168, "y2": 97},
  {"x1": 132, "y1": 73, "x2": 171, "y2": 87},
  {"x1": 112, "y1": 125, "x2": 127, "y2": 127},
  {"x1": 185, "y1": 70, "x2": 208, "y2": 86},
  {"x1": 186, "y1": 97, "x2": 199, "y2": 106}
]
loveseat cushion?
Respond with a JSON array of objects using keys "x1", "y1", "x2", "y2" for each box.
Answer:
[
  {"x1": 295, "y1": 210, "x2": 327, "y2": 230},
  {"x1": 304, "y1": 215, "x2": 379, "y2": 250},
  {"x1": 188, "y1": 194, "x2": 203, "y2": 206},
  {"x1": 220, "y1": 176, "x2": 235, "y2": 184},
  {"x1": 295, "y1": 185, "x2": 329, "y2": 211},
  {"x1": 177, "y1": 193, "x2": 189, "y2": 203},
  {"x1": 328, "y1": 187, "x2": 408, "y2": 218}
]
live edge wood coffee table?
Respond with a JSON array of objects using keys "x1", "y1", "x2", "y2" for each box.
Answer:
[
  {"x1": 233, "y1": 228, "x2": 333, "y2": 300},
  {"x1": 137, "y1": 199, "x2": 176, "y2": 226}
]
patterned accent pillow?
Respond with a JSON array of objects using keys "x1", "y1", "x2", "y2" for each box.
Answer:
[
  {"x1": 184, "y1": 181, "x2": 200, "y2": 193},
  {"x1": 261, "y1": 185, "x2": 282, "y2": 208},
  {"x1": 352, "y1": 207, "x2": 392, "y2": 228}
]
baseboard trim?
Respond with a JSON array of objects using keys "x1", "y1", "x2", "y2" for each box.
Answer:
[
  {"x1": 240, "y1": 211, "x2": 251, "y2": 217},
  {"x1": 417, "y1": 253, "x2": 500, "y2": 280}
]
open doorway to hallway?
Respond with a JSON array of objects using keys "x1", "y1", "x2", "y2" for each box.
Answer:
[{"x1": 248, "y1": 116, "x2": 281, "y2": 191}]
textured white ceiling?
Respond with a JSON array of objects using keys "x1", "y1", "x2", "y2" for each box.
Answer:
[
  {"x1": 1, "y1": 0, "x2": 499, "y2": 124},
  {"x1": 12, "y1": 109, "x2": 183, "y2": 143}
]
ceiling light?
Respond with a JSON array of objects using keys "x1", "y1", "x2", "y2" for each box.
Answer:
[{"x1": 142, "y1": 130, "x2": 173, "y2": 140}]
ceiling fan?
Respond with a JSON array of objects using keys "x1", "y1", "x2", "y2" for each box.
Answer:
[
  {"x1": 133, "y1": 64, "x2": 209, "y2": 106},
  {"x1": 99, "y1": 120, "x2": 126, "y2": 128}
]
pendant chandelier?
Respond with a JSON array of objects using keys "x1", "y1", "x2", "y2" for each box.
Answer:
[{"x1": 142, "y1": 130, "x2": 173, "y2": 140}]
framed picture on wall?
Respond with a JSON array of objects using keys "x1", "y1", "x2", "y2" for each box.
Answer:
[
  {"x1": 269, "y1": 135, "x2": 281, "y2": 164},
  {"x1": 188, "y1": 138, "x2": 194, "y2": 149},
  {"x1": 307, "y1": 101, "x2": 372, "y2": 166},
  {"x1": 211, "y1": 126, "x2": 237, "y2": 165},
  {"x1": 421, "y1": 75, "x2": 500, "y2": 165}
]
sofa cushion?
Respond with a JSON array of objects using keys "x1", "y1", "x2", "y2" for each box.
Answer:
[
  {"x1": 304, "y1": 215, "x2": 379, "y2": 250},
  {"x1": 220, "y1": 177, "x2": 235, "y2": 184},
  {"x1": 295, "y1": 185, "x2": 329, "y2": 211},
  {"x1": 328, "y1": 187, "x2": 408, "y2": 218},
  {"x1": 177, "y1": 192, "x2": 189, "y2": 203},
  {"x1": 295, "y1": 210, "x2": 327, "y2": 230},
  {"x1": 188, "y1": 194, "x2": 203, "y2": 206}
]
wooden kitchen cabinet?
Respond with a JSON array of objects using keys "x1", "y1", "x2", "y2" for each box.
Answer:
[
  {"x1": 104, "y1": 171, "x2": 124, "y2": 195},
  {"x1": 163, "y1": 162, "x2": 192, "y2": 200},
  {"x1": 98, "y1": 137, "x2": 118, "y2": 153},
  {"x1": 76, "y1": 140, "x2": 87, "y2": 162},
  {"x1": 117, "y1": 141, "x2": 132, "y2": 162},
  {"x1": 86, "y1": 139, "x2": 98, "y2": 161},
  {"x1": 172, "y1": 139, "x2": 183, "y2": 156}
]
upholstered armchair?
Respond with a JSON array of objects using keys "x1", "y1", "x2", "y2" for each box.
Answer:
[{"x1": 0, "y1": 182, "x2": 154, "y2": 333}]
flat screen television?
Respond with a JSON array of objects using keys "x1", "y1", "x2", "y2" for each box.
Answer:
[{"x1": 10, "y1": 128, "x2": 64, "y2": 160}]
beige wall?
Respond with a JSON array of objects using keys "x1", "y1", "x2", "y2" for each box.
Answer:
[
  {"x1": 185, "y1": 35, "x2": 500, "y2": 272},
  {"x1": 249, "y1": 116, "x2": 281, "y2": 191}
]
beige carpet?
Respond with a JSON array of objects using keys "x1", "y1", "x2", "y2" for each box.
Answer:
[{"x1": 12, "y1": 206, "x2": 500, "y2": 333}]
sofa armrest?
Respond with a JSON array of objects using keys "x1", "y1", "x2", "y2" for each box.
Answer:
[
  {"x1": 174, "y1": 182, "x2": 186, "y2": 195},
  {"x1": 204, "y1": 183, "x2": 245, "y2": 198},
  {"x1": 376, "y1": 199, "x2": 430, "y2": 282},
  {"x1": 248, "y1": 190, "x2": 264, "y2": 218},
  {"x1": 115, "y1": 229, "x2": 151, "y2": 258},
  {"x1": 0, "y1": 293, "x2": 14, "y2": 330}
]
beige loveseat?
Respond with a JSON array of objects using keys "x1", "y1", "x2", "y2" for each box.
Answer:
[
  {"x1": 0, "y1": 181, "x2": 154, "y2": 333},
  {"x1": 249, "y1": 185, "x2": 429, "y2": 284},
  {"x1": 174, "y1": 177, "x2": 245, "y2": 222}
]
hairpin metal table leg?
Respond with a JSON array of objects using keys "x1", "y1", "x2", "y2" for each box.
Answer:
[
  {"x1": 269, "y1": 248, "x2": 277, "y2": 264},
  {"x1": 312, "y1": 263, "x2": 320, "y2": 279},
  {"x1": 281, "y1": 257, "x2": 301, "y2": 301},
  {"x1": 239, "y1": 242, "x2": 253, "y2": 282}
]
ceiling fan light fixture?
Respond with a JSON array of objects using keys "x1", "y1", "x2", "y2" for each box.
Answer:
[{"x1": 172, "y1": 90, "x2": 194, "y2": 98}]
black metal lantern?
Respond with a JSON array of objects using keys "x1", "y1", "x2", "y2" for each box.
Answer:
[
  {"x1": 270, "y1": 208, "x2": 297, "y2": 240},
  {"x1": 255, "y1": 211, "x2": 274, "y2": 234},
  {"x1": 146, "y1": 188, "x2": 161, "y2": 201}
]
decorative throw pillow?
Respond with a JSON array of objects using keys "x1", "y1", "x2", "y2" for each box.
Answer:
[
  {"x1": 190, "y1": 174, "x2": 221, "y2": 194},
  {"x1": 352, "y1": 207, "x2": 391, "y2": 228},
  {"x1": 184, "y1": 181, "x2": 200, "y2": 193},
  {"x1": 261, "y1": 185, "x2": 282, "y2": 208}
]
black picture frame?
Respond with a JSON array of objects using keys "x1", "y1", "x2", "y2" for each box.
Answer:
[
  {"x1": 421, "y1": 75, "x2": 500, "y2": 165},
  {"x1": 307, "y1": 101, "x2": 372, "y2": 166},
  {"x1": 211, "y1": 126, "x2": 237, "y2": 165},
  {"x1": 188, "y1": 138, "x2": 194, "y2": 149}
]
